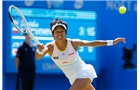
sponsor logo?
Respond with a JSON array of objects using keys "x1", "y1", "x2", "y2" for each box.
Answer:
[
  {"x1": 68, "y1": 52, "x2": 74, "y2": 56},
  {"x1": 53, "y1": 56, "x2": 59, "y2": 59},
  {"x1": 62, "y1": 61, "x2": 67, "y2": 64},
  {"x1": 62, "y1": 53, "x2": 65, "y2": 55}
]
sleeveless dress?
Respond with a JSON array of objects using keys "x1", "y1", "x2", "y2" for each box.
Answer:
[{"x1": 51, "y1": 39, "x2": 97, "y2": 85}]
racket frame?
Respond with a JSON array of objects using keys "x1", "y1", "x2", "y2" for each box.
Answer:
[{"x1": 8, "y1": 5, "x2": 40, "y2": 45}]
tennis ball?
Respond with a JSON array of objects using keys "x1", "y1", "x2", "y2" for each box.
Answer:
[{"x1": 119, "y1": 6, "x2": 126, "y2": 14}]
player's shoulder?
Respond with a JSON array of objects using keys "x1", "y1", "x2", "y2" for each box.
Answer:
[
  {"x1": 45, "y1": 41, "x2": 54, "y2": 48},
  {"x1": 69, "y1": 38, "x2": 82, "y2": 42},
  {"x1": 67, "y1": 38, "x2": 82, "y2": 47}
]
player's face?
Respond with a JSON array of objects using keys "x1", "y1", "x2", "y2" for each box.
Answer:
[{"x1": 53, "y1": 26, "x2": 66, "y2": 41}]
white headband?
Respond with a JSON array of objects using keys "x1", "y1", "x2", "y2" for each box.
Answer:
[{"x1": 51, "y1": 23, "x2": 67, "y2": 31}]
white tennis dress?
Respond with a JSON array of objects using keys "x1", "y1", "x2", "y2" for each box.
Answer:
[{"x1": 51, "y1": 39, "x2": 97, "y2": 85}]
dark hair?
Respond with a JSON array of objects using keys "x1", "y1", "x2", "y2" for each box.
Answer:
[{"x1": 50, "y1": 18, "x2": 68, "y2": 34}]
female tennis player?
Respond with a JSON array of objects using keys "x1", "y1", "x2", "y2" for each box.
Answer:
[{"x1": 36, "y1": 18, "x2": 126, "y2": 90}]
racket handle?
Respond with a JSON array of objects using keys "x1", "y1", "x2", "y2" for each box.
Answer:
[{"x1": 34, "y1": 39, "x2": 40, "y2": 45}]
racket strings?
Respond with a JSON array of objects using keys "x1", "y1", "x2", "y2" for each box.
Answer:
[
  {"x1": 9, "y1": 5, "x2": 40, "y2": 45},
  {"x1": 11, "y1": 8, "x2": 31, "y2": 35}
]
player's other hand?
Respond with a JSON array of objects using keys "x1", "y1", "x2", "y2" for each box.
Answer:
[
  {"x1": 37, "y1": 43, "x2": 45, "y2": 51},
  {"x1": 113, "y1": 37, "x2": 126, "y2": 45}
]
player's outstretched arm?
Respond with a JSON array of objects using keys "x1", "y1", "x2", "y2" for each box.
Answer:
[{"x1": 73, "y1": 37, "x2": 126, "y2": 47}]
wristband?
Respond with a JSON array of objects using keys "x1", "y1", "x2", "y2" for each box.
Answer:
[
  {"x1": 36, "y1": 49, "x2": 44, "y2": 55},
  {"x1": 36, "y1": 47, "x2": 48, "y2": 55},
  {"x1": 107, "y1": 40, "x2": 113, "y2": 46}
]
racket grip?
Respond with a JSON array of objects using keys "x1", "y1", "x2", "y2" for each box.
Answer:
[{"x1": 34, "y1": 39, "x2": 40, "y2": 45}]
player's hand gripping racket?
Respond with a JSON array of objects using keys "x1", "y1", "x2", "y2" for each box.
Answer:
[{"x1": 8, "y1": 5, "x2": 40, "y2": 45}]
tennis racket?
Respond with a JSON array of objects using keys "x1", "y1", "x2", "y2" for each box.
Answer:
[{"x1": 8, "y1": 5, "x2": 40, "y2": 45}]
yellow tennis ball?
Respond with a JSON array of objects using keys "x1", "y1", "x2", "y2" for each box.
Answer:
[{"x1": 119, "y1": 6, "x2": 126, "y2": 14}]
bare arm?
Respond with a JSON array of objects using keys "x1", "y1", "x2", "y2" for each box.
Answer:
[
  {"x1": 15, "y1": 57, "x2": 19, "y2": 70},
  {"x1": 73, "y1": 37, "x2": 126, "y2": 47}
]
